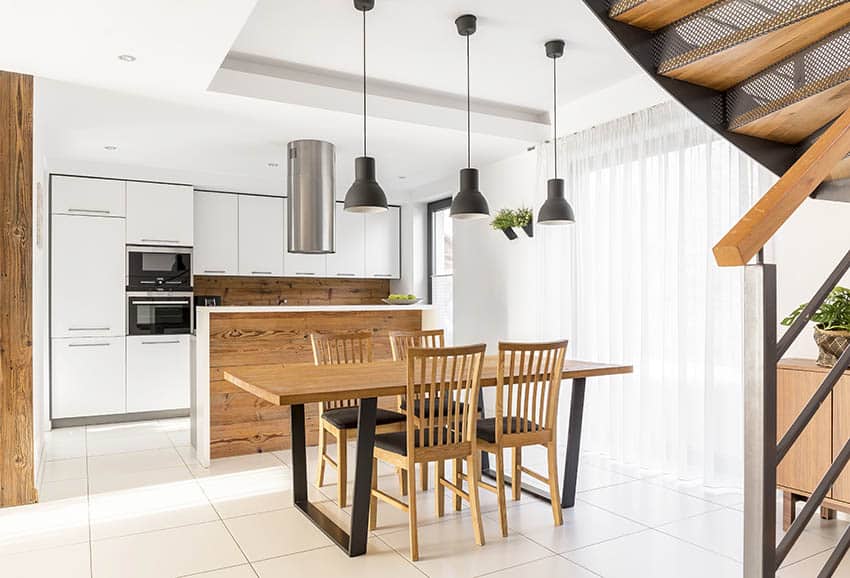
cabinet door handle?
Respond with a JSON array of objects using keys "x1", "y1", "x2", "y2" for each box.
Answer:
[
  {"x1": 141, "y1": 238, "x2": 180, "y2": 244},
  {"x1": 337, "y1": 273, "x2": 356, "y2": 277},
  {"x1": 373, "y1": 274, "x2": 392, "y2": 278},
  {"x1": 203, "y1": 270, "x2": 226, "y2": 274},
  {"x1": 69, "y1": 208, "x2": 111, "y2": 215},
  {"x1": 69, "y1": 327, "x2": 110, "y2": 331},
  {"x1": 131, "y1": 300, "x2": 190, "y2": 305},
  {"x1": 69, "y1": 342, "x2": 111, "y2": 348},
  {"x1": 251, "y1": 271, "x2": 273, "y2": 275},
  {"x1": 295, "y1": 272, "x2": 315, "y2": 276},
  {"x1": 141, "y1": 340, "x2": 180, "y2": 345}
]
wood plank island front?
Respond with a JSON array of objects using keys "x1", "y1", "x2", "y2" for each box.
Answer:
[{"x1": 192, "y1": 305, "x2": 439, "y2": 467}]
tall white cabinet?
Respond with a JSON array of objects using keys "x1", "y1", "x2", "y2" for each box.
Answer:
[
  {"x1": 326, "y1": 203, "x2": 365, "y2": 278},
  {"x1": 194, "y1": 191, "x2": 239, "y2": 275},
  {"x1": 239, "y1": 195, "x2": 284, "y2": 276},
  {"x1": 364, "y1": 206, "x2": 401, "y2": 279}
]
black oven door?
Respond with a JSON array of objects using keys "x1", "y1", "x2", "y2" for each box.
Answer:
[
  {"x1": 127, "y1": 247, "x2": 192, "y2": 291},
  {"x1": 127, "y1": 294, "x2": 193, "y2": 335}
]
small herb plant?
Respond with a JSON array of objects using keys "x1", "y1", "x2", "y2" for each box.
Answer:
[
  {"x1": 514, "y1": 207, "x2": 533, "y2": 228},
  {"x1": 490, "y1": 208, "x2": 516, "y2": 231},
  {"x1": 782, "y1": 286, "x2": 850, "y2": 331}
]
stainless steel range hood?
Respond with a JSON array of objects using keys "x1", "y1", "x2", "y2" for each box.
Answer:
[{"x1": 287, "y1": 140, "x2": 335, "y2": 254}]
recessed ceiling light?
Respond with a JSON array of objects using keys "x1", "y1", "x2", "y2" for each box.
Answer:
[
  {"x1": 117, "y1": 54, "x2": 136, "y2": 62},
  {"x1": 267, "y1": 162, "x2": 279, "y2": 168},
  {"x1": 398, "y1": 176, "x2": 407, "y2": 180},
  {"x1": 104, "y1": 145, "x2": 118, "y2": 151}
]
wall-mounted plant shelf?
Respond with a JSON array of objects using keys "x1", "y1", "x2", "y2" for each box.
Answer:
[{"x1": 491, "y1": 207, "x2": 534, "y2": 241}]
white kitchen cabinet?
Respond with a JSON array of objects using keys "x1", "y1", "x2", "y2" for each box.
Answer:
[
  {"x1": 51, "y1": 175, "x2": 126, "y2": 217},
  {"x1": 238, "y1": 195, "x2": 284, "y2": 276},
  {"x1": 51, "y1": 336, "x2": 126, "y2": 419},
  {"x1": 326, "y1": 202, "x2": 365, "y2": 278},
  {"x1": 282, "y1": 198, "x2": 327, "y2": 277},
  {"x1": 194, "y1": 191, "x2": 238, "y2": 275},
  {"x1": 51, "y1": 215, "x2": 125, "y2": 338},
  {"x1": 126, "y1": 335, "x2": 191, "y2": 412},
  {"x1": 126, "y1": 181, "x2": 194, "y2": 246},
  {"x1": 364, "y1": 205, "x2": 401, "y2": 279}
]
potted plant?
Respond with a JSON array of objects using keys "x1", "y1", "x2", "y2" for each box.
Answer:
[
  {"x1": 491, "y1": 208, "x2": 518, "y2": 240},
  {"x1": 515, "y1": 207, "x2": 534, "y2": 238},
  {"x1": 782, "y1": 286, "x2": 850, "y2": 367}
]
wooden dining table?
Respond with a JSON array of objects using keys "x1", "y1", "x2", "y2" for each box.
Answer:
[{"x1": 224, "y1": 357, "x2": 632, "y2": 557}]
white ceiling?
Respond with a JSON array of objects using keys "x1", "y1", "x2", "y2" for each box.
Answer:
[{"x1": 5, "y1": 0, "x2": 642, "y2": 198}]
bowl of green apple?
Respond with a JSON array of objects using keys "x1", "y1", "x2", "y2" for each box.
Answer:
[{"x1": 382, "y1": 294, "x2": 422, "y2": 306}]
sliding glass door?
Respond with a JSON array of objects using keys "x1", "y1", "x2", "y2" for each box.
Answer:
[{"x1": 428, "y1": 198, "x2": 453, "y2": 343}]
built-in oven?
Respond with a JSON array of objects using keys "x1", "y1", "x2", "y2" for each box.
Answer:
[
  {"x1": 127, "y1": 292, "x2": 193, "y2": 335},
  {"x1": 127, "y1": 246, "x2": 192, "y2": 292}
]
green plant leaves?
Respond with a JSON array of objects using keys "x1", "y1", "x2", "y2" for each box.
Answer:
[
  {"x1": 490, "y1": 206, "x2": 533, "y2": 231},
  {"x1": 781, "y1": 286, "x2": 850, "y2": 331}
]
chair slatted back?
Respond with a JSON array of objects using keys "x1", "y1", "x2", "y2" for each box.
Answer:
[
  {"x1": 406, "y1": 344, "x2": 486, "y2": 455},
  {"x1": 389, "y1": 329, "x2": 445, "y2": 361},
  {"x1": 496, "y1": 341, "x2": 568, "y2": 441},
  {"x1": 310, "y1": 332, "x2": 373, "y2": 411}
]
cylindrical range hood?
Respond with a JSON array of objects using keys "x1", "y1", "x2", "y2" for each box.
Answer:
[{"x1": 287, "y1": 140, "x2": 335, "y2": 254}]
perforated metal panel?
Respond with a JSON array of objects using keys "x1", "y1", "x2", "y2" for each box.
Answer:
[
  {"x1": 727, "y1": 25, "x2": 850, "y2": 129},
  {"x1": 655, "y1": 0, "x2": 846, "y2": 71}
]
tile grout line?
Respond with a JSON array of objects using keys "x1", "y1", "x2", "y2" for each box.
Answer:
[{"x1": 84, "y1": 425, "x2": 94, "y2": 578}]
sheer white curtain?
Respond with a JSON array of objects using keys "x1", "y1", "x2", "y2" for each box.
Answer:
[{"x1": 536, "y1": 102, "x2": 776, "y2": 487}]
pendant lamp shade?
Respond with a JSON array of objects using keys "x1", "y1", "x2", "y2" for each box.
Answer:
[
  {"x1": 450, "y1": 14, "x2": 489, "y2": 221},
  {"x1": 344, "y1": 0, "x2": 388, "y2": 213},
  {"x1": 537, "y1": 39, "x2": 575, "y2": 226}
]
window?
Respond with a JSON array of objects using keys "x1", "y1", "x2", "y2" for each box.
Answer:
[{"x1": 428, "y1": 198, "x2": 453, "y2": 343}]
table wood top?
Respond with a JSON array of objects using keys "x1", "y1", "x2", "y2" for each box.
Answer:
[{"x1": 223, "y1": 357, "x2": 633, "y2": 406}]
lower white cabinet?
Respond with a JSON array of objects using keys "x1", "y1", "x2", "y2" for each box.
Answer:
[
  {"x1": 126, "y1": 335, "x2": 191, "y2": 412},
  {"x1": 51, "y1": 337, "x2": 126, "y2": 419}
]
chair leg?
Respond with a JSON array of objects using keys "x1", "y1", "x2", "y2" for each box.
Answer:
[
  {"x1": 511, "y1": 447, "x2": 522, "y2": 501},
  {"x1": 316, "y1": 427, "x2": 327, "y2": 487},
  {"x1": 337, "y1": 429, "x2": 348, "y2": 508},
  {"x1": 407, "y1": 463, "x2": 419, "y2": 561},
  {"x1": 370, "y1": 458, "x2": 379, "y2": 531},
  {"x1": 546, "y1": 441, "x2": 563, "y2": 526},
  {"x1": 397, "y1": 467, "x2": 408, "y2": 496},
  {"x1": 420, "y1": 462, "x2": 429, "y2": 491},
  {"x1": 435, "y1": 460, "x2": 445, "y2": 518},
  {"x1": 468, "y1": 451, "x2": 485, "y2": 547},
  {"x1": 453, "y1": 458, "x2": 463, "y2": 511},
  {"x1": 495, "y1": 448, "x2": 508, "y2": 537}
]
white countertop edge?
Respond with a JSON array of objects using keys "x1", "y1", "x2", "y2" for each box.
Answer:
[{"x1": 197, "y1": 304, "x2": 434, "y2": 313}]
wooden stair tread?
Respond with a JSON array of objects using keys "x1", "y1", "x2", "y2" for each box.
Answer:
[
  {"x1": 829, "y1": 156, "x2": 850, "y2": 181},
  {"x1": 609, "y1": 0, "x2": 717, "y2": 31},
  {"x1": 730, "y1": 79, "x2": 850, "y2": 144},
  {"x1": 659, "y1": 3, "x2": 850, "y2": 91}
]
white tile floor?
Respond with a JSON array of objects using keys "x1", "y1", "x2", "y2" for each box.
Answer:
[{"x1": 1, "y1": 418, "x2": 847, "y2": 577}]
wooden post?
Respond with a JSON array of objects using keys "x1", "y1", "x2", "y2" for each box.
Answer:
[{"x1": 0, "y1": 71, "x2": 36, "y2": 507}]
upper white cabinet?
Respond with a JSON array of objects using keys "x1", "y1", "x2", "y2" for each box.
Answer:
[
  {"x1": 282, "y1": 198, "x2": 327, "y2": 277},
  {"x1": 51, "y1": 214, "x2": 125, "y2": 338},
  {"x1": 52, "y1": 176, "x2": 125, "y2": 217},
  {"x1": 326, "y1": 202, "x2": 365, "y2": 278},
  {"x1": 126, "y1": 181, "x2": 194, "y2": 246},
  {"x1": 238, "y1": 195, "x2": 284, "y2": 277},
  {"x1": 52, "y1": 336, "x2": 126, "y2": 419},
  {"x1": 364, "y1": 206, "x2": 401, "y2": 279},
  {"x1": 194, "y1": 191, "x2": 238, "y2": 275},
  {"x1": 126, "y1": 335, "x2": 191, "y2": 412}
]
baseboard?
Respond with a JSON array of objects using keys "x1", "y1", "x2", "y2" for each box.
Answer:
[{"x1": 52, "y1": 409, "x2": 189, "y2": 428}]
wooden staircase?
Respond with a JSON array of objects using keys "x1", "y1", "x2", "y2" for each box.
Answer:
[{"x1": 584, "y1": 2, "x2": 850, "y2": 577}]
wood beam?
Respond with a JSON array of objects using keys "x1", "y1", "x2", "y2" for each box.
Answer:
[
  {"x1": 0, "y1": 71, "x2": 36, "y2": 507},
  {"x1": 714, "y1": 106, "x2": 850, "y2": 267}
]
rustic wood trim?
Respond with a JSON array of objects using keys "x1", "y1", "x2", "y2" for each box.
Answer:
[
  {"x1": 0, "y1": 71, "x2": 36, "y2": 507},
  {"x1": 193, "y1": 276, "x2": 390, "y2": 307},
  {"x1": 713, "y1": 106, "x2": 850, "y2": 267}
]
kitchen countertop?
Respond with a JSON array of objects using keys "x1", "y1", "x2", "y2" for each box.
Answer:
[{"x1": 196, "y1": 304, "x2": 433, "y2": 314}]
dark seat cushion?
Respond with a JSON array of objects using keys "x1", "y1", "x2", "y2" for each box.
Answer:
[
  {"x1": 400, "y1": 397, "x2": 469, "y2": 419},
  {"x1": 476, "y1": 417, "x2": 538, "y2": 443},
  {"x1": 374, "y1": 428, "x2": 456, "y2": 456},
  {"x1": 320, "y1": 407, "x2": 406, "y2": 430}
]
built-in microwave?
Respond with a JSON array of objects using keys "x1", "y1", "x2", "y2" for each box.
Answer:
[
  {"x1": 127, "y1": 292, "x2": 193, "y2": 335},
  {"x1": 127, "y1": 246, "x2": 192, "y2": 292}
]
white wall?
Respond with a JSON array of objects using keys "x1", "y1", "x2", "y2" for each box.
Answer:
[
  {"x1": 391, "y1": 201, "x2": 428, "y2": 301},
  {"x1": 774, "y1": 197, "x2": 850, "y2": 359}
]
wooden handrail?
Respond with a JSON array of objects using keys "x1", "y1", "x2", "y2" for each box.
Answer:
[{"x1": 714, "y1": 107, "x2": 850, "y2": 267}]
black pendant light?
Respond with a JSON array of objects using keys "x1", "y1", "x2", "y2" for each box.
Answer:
[
  {"x1": 538, "y1": 39, "x2": 575, "y2": 226},
  {"x1": 450, "y1": 14, "x2": 489, "y2": 221},
  {"x1": 344, "y1": 0, "x2": 388, "y2": 214}
]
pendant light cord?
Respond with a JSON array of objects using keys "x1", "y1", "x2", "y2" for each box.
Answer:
[
  {"x1": 466, "y1": 34, "x2": 471, "y2": 169},
  {"x1": 363, "y1": 9, "x2": 367, "y2": 157},
  {"x1": 553, "y1": 53, "x2": 557, "y2": 180}
]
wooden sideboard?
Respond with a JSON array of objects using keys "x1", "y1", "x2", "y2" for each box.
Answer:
[{"x1": 777, "y1": 358, "x2": 850, "y2": 529}]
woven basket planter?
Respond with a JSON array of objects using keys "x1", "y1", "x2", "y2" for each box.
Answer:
[{"x1": 814, "y1": 327, "x2": 850, "y2": 368}]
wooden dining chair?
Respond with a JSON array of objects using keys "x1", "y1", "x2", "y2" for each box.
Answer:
[
  {"x1": 370, "y1": 344, "x2": 487, "y2": 561},
  {"x1": 474, "y1": 340, "x2": 568, "y2": 537},
  {"x1": 389, "y1": 329, "x2": 445, "y2": 491},
  {"x1": 311, "y1": 331, "x2": 406, "y2": 508}
]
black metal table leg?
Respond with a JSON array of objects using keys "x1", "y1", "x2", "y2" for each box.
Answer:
[
  {"x1": 562, "y1": 377, "x2": 586, "y2": 507},
  {"x1": 480, "y1": 377, "x2": 587, "y2": 509},
  {"x1": 477, "y1": 387, "x2": 490, "y2": 471},
  {"x1": 288, "y1": 399, "x2": 377, "y2": 557}
]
